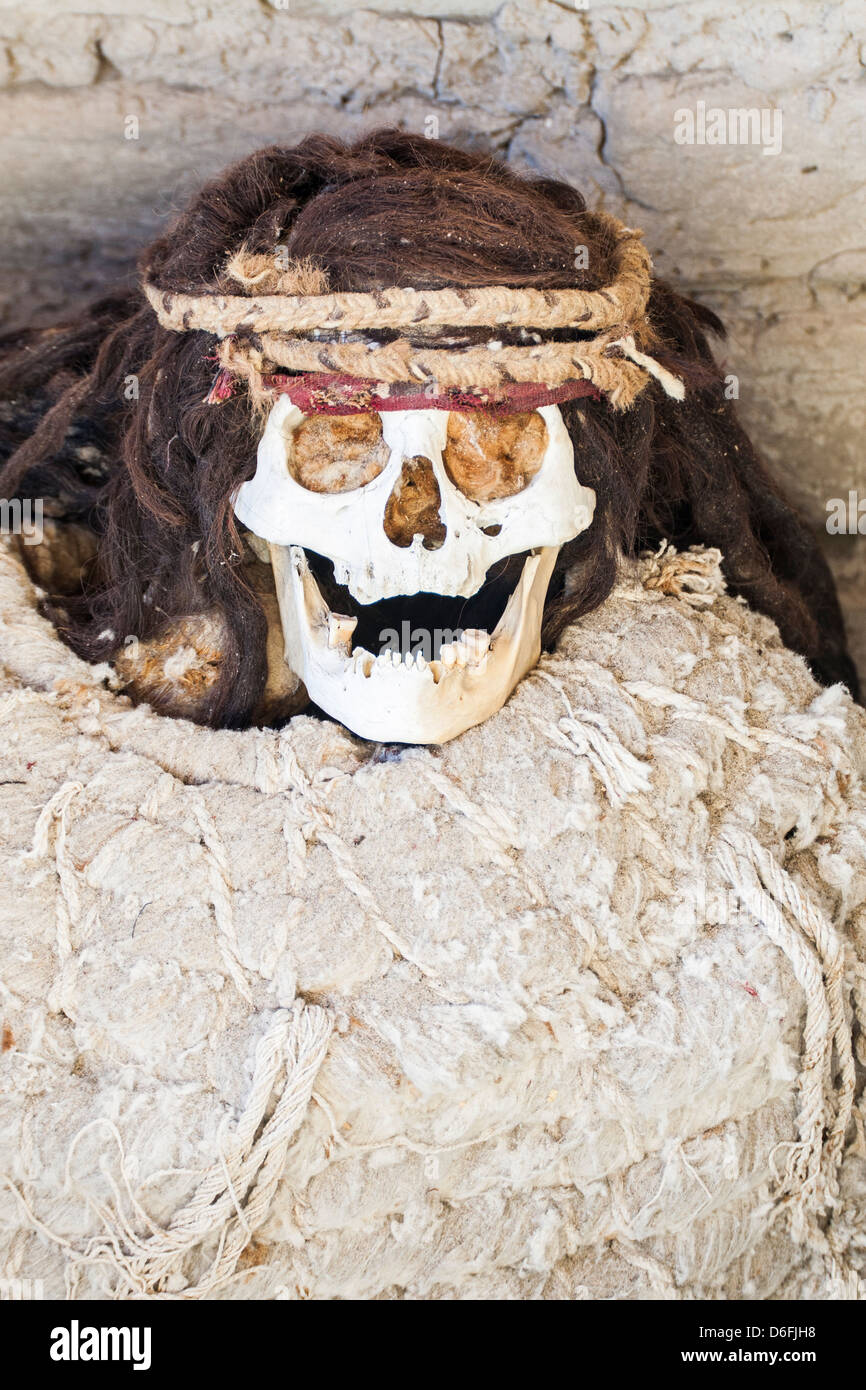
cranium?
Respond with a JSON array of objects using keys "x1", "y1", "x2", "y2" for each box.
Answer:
[{"x1": 234, "y1": 396, "x2": 595, "y2": 743}]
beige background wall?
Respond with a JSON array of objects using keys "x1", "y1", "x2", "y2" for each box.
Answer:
[{"x1": 1, "y1": 0, "x2": 863, "y2": 671}]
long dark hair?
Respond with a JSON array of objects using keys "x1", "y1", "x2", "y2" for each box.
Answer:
[{"x1": 0, "y1": 129, "x2": 858, "y2": 726}]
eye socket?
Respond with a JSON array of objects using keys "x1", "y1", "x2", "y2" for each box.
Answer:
[
  {"x1": 443, "y1": 411, "x2": 548, "y2": 502},
  {"x1": 288, "y1": 414, "x2": 389, "y2": 493}
]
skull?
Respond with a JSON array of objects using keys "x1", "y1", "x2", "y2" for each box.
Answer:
[{"x1": 234, "y1": 395, "x2": 595, "y2": 743}]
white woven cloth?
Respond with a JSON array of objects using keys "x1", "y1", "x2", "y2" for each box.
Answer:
[{"x1": 1, "y1": 538, "x2": 864, "y2": 1300}]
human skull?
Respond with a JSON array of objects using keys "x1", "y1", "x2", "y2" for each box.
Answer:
[{"x1": 234, "y1": 396, "x2": 596, "y2": 743}]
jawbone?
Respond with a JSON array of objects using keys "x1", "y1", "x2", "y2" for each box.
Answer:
[{"x1": 269, "y1": 543, "x2": 559, "y2": 744}]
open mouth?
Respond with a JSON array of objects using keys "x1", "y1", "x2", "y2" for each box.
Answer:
[
  {"x1": 304, "y1": 546, "x2": 532, "y2": 661},
  {"x1": 267, "y1": 541, "x2": 560, "y2": 743}
]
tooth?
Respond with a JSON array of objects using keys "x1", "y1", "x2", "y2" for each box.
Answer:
[
  {"x1": 440, "y1": 643, "x2": 457, "y2": 668},
  {"x1": 459, "y1": 628, "x2": 490, "y2": 662},
  {"x1": 327, "y1": 612, "x2": 357, "y2": 650},
  {"x1": 353, "y1": 648, "x2": 374, "y2": 678},
  {"x1": 415, "y1": 652, "x2": 428, "y2": 672}
]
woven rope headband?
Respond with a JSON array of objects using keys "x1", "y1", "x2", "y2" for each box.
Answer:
[{"x1": 143, "y1": 213, "x2": 685, "y2": 410}]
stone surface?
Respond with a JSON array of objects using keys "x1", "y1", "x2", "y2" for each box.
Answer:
[{"x1": 0, "y1": 0, "x2": 863, "y2": 667}]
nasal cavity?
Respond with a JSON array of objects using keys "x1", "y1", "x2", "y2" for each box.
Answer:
[{"x1": 383, "y1": 456, "x2": 447, "y2": 550}]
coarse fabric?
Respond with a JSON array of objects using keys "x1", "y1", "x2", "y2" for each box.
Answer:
[{"x1": 1, "y1": 538, "x2": 864, "y2": 1300}]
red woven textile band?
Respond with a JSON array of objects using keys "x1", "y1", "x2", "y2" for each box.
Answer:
[{"x1": 207, "y1": 369, "x2": 602, "y2": 414}]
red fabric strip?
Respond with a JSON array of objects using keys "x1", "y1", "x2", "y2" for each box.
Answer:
[{"x1": 206, "y1": 369, "x2": 602, "y2": 414}]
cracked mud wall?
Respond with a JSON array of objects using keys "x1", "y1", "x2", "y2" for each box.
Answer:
[{"x1": 1, "y1": 0, "x2": 864, "y2": 669}]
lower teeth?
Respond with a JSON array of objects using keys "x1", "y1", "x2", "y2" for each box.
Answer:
[{"x1": 340, "y1": 629, "x2": 491, "y2": 678}]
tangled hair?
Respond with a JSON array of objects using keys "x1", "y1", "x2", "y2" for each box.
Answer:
[{"x1": 0, "y1": 129, "x2": 858, "y2": 727}]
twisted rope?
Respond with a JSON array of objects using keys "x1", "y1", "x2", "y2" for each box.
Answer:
[
  {"x1": 143, "y1": 216, "x2": 652, "y2": 337},
  {"x1": 12, "y1": 1004, "x2": 336, "y2": 1298},
  {"x1": 142, "y1": 214, "x2": 682, "y2": 409},
  {"x1": 716, "y1": 825, "x2": 864, "y2": 1297},
  {"x1": 27, "y1": 780, "x2": 85, "y2": 965},
  {"x1": 216, "y1": 332, "x2": 671, "y2": 409}
]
